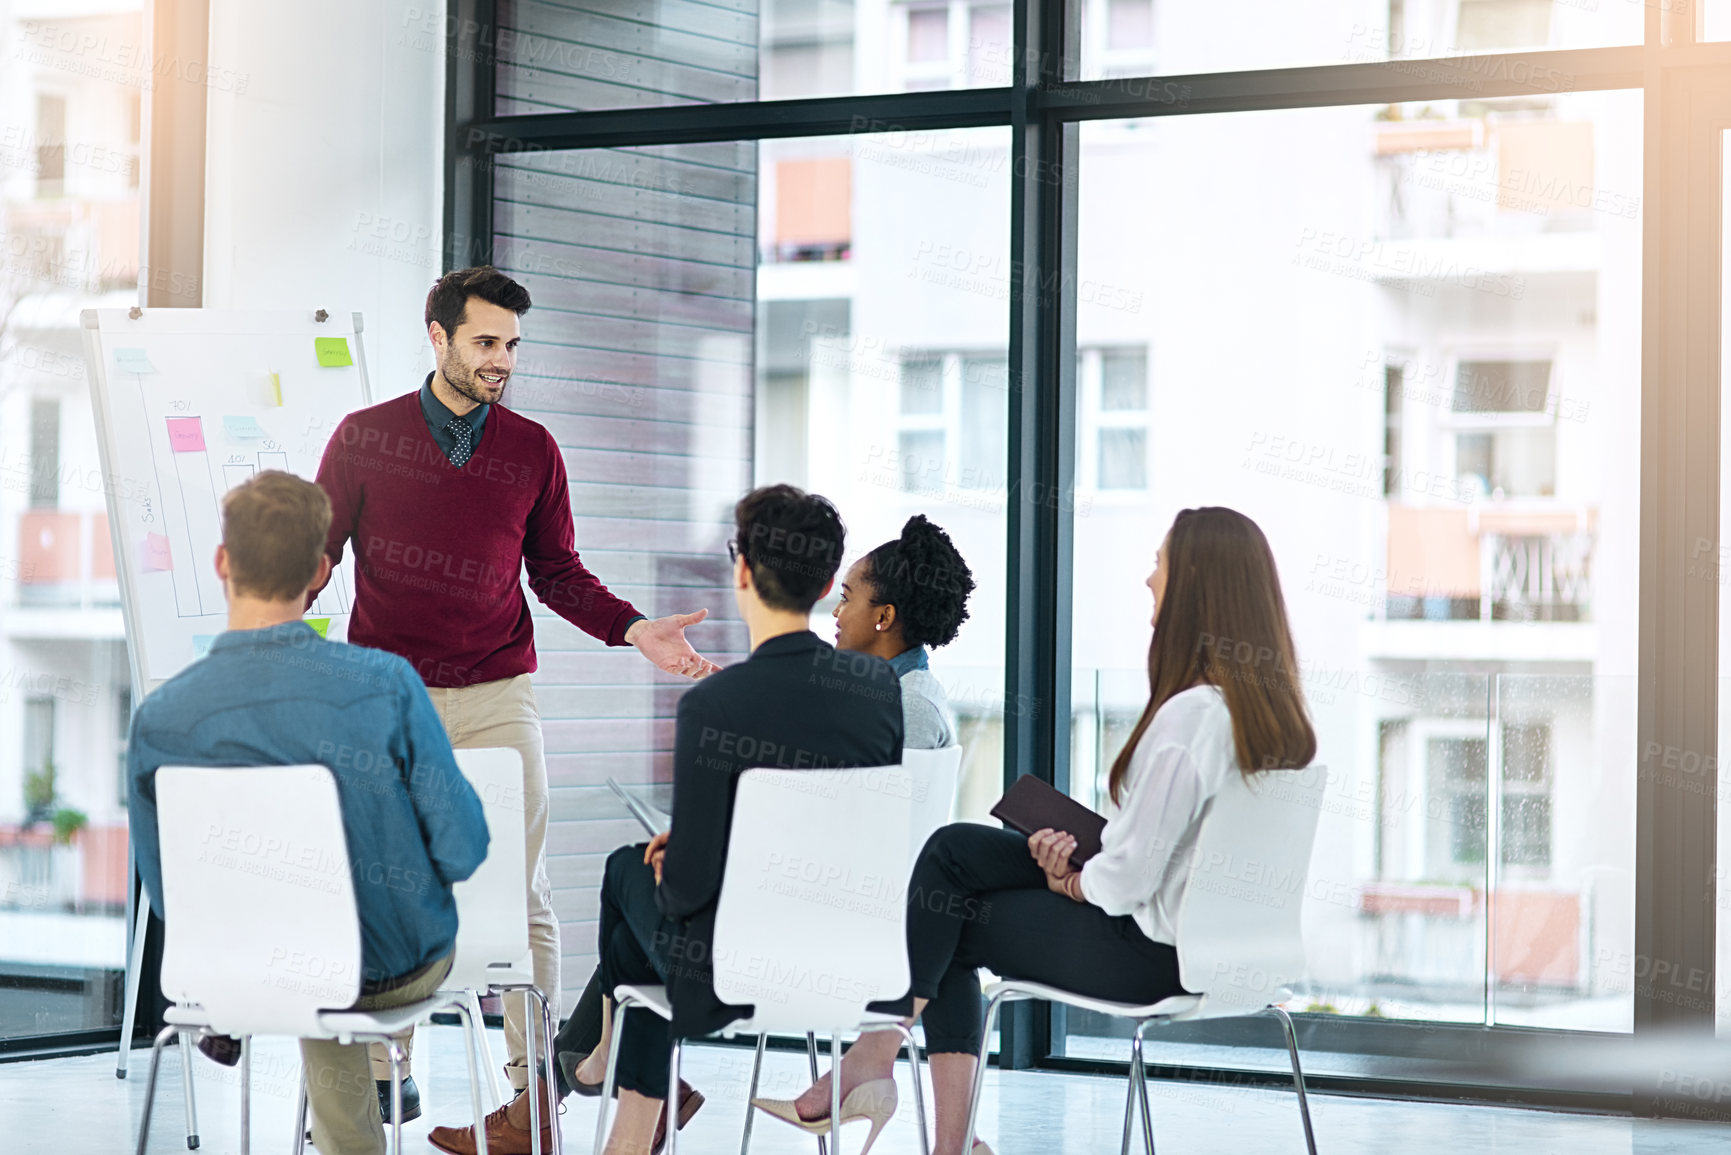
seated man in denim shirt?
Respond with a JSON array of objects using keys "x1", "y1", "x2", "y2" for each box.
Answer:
[{"x1": 127, "y1": 471, "x2": 489, "y2": 1155}]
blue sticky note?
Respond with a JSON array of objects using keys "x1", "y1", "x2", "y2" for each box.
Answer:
[
  {"x1": 192, "y1": 635, "x2": 218, "y2": 658},
  {"x1": 114, "y1": 348, "x2": 156, "y2": 374},
  {"x1": 224, "y1": 415, "x2": 267, "y2": 439}
]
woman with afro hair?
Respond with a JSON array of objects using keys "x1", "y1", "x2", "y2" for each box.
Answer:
[{"x1": 829, "y1": 514, "x2": 976, "y2": 749}]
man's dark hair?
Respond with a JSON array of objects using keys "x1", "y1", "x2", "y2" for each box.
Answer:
[
  {"x1": 733, "y1": 485, "x2": 845, "y2": 613},
  {"x1": 424, "y1": 266, "x2": 532, "y2": 338},
  {"x1": 221, "y1": 471, "x2": 331, "y2": 601}
]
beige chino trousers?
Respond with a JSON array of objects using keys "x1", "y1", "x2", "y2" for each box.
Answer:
[
  {"x1": 307, "y1": 953, "x2": 452, "y2": 1155},
  {"x1": 367, "y1": 673, "x2": 559, "y2": 1091}
]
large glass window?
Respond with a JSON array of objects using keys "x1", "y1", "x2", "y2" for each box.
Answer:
[
  {"x1": 757, "y1": 129, "x2": 1012, "y2": 821},
  {"x1": 1064, "y1": 89, "x2": 1641, "y2": 1059},
  {"x1": 0, "y1": 1, "x2": 143, "y2": 1041},
  {"x1": 1073, "y1": 0, "x2": 1640, "y2": 83},
  {"x1": 490, "y1": 125, "x2": 1010, "y2": 1000},
  {"x1": 491, "y1": 0, "x2": 1017, "y2": 115}
]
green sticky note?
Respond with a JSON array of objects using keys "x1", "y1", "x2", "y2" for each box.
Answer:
[
  {"x1": 314, "y1": 337, "x2": 353, "y2": 368},
  {"x1": 304, "y1": 617, "x2": 331, "y2": 638}
]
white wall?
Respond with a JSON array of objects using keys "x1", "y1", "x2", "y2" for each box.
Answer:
[{"x1": 203, "y1": 0, "x2": 445, "y2": 401}]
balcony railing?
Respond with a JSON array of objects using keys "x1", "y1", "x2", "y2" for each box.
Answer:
[{"x1": 1383, "y1": 504, "x2": 1594, "y2": 623}]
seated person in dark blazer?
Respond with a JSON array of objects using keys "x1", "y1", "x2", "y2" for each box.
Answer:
[{"x1": 598, "y1": 484, "x2": 903, "y2": 1155}]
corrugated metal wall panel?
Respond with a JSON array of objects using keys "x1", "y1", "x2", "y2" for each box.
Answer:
[{"x1": 491, "y1": 4, "x2": 758, "y2": 989}]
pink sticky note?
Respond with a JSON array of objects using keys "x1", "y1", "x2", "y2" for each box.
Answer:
[
  {"x1": 166, "y1": 417, "x2": 206, "y2": 453},
  {"x1": 141, "y1": 532, "x2": 173, "y2": 573}
]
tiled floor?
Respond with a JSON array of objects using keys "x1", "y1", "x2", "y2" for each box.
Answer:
[{"x1": 7, "y1": 1024, "x2": 1731, "y2": 1154}]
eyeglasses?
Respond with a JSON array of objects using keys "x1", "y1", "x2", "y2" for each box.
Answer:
[{"x1": 727, "y1": 540, "x2": 740, "y2": 563}]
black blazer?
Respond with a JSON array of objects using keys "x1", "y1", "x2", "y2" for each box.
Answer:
[{"x1": 658, "y1": 630, "x2": 904, "y2": 1037}]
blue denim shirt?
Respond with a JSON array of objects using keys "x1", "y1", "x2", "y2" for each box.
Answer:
[
  {"x1": 127, "y1": 622, "x2": 490, "y2": 983},
  {"x1": 887, "y1": 645, "x2": 956, "y2": 749}
]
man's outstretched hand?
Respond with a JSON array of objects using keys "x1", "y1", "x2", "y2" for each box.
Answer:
[{"x1": 626, "y1": 610, "x2": 720, "y2": 679}]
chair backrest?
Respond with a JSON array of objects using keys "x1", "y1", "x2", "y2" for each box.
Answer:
[
  {"x1": 712, "y1": 765, "x2": 919, "y2": 1033},
  {"x1": 446, "y1": 747, "x2": 530, "y2": 990},
  {"x1": 156, "y1": 765, "x2": 362, "y2": 1037},
  {"x1": 1173, "y1": 764, "x2": 1327, "y2": 1014},
  {"x1": 903, "y1": 744, "x2": 964, "y2": 866}
]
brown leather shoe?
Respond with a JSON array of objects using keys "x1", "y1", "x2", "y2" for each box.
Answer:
[
  {"x1": 651, "y1": 1083, "x2": 704, "y2": 1155},
  {"x1": 426, "y1": 1097, "x2": 555, "y2": 1155}
]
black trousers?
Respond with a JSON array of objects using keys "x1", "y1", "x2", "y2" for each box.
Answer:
[
  {"x1": 551, "y1": 968, "x2": 606, "y2": 1097},
  {"x1": 595, "y1": 842, "x2": 679, "y2": 1099},
  {"x1": 905, "y1": 824, "x2": 1185, "y2": 1054}
]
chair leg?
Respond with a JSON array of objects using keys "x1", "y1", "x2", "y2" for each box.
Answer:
[
  {"x1": 1119, "y1": 1047, "x2": 1137, "y2": 1155},
  {"x1": 239, "y1": 1035, "x2": 251, "y2": 1155},
  {"x1": 806, "y1": 1033, "x2": 828, "y2": 1155},
  {"x1": 829, "y1": 1033, "x2": 843, "y2": 1155},
  {"x1": 135, "y1": 1024, "x2": 179, "y2": 1155},
  {"x1": 535, "y1": 988, "x2": 563, "y2": 1155},
  {"x1": 594, "y1": 996, "x2": 634, "y2": 1155},
  {"x1": 453, "y1": 999, "x2": 492, "y2": 1155},
  {"x1": 962, "y1": 990, "x2": 1014, "y2": 1154},
  {"x1": 471, "y1": 989, "x2": 506, "y2": 1108},
  {"x1": 1267, "y1": 1006, "x2": 1318, "y2": 1155},
  {"x1": 177, "y1": 1031, "x2": 200, "y2": 1149},
  {"x1": 667, "y1": 1038, "x2": 685, "y2": 1155},
  {"x1": 523, "y1": 991, "x2": 544, "y2": 1155},
  {"x1": 890, "y1": 1023, "x2": 931, "y2": 1155},
  {"x1": 118, "y1": 902, "x2": 152, "y2": 1078},
  {"x1": 739, "y1": 1034, "x2": 767, "y2": 1155},
  {"x1": 513, "y1": 986, "x2": 563, "y2": 1155},
  {"x1": 293, "y1": 1070, "x2": 308, "y2": 1155},
  {"x1": 1131, "y1": 1024, "x2": 1155, "y2": 1155},
  {"x1": 386, "y1": 1039, "x2": 406, "y2": 1155}
]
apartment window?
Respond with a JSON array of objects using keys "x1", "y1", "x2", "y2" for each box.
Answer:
[
  {"x1": 1454, "y1": 359, "x2": 1552, "y2": 414},
  {"x1": 1501, "y1": 722, "x2": 1553, "y2": 869},
  {"x1": 23, "y1": 698, "x2": 56, "y2": 822},
  {"x1": 1105, "y1": 0, "x2": 1152, "y2": 50},
  {"x1": 1383, "y1": 363, "x2": 1404, "y2": 497},
  {"x1": 896, "y1": 351, "x2": 1009, "y2": 494},
  {"x1": 1454, "y1": 0, "x2": 1552, "y2": 51},
  {"x1": 35, "y1": 94, "x2": 66, "y2": 197},
  {"x1": 1451, "y1": 357, "x2": 1557, "y2": 499},
  {"x1": 1428, "y1": 734, "x2": 1490, "y2": 873},
  {"x1": 905, "y1": 5, "x2": 952, "y2": 89},
  {"x1": 1079, "y1": 346, "x2": 1150, "y2": 491},
  {"x1": 968, "y1": 4, "x2": 1012, "y2": 84},
  {"x1": 29, "y1": 398, "x2": 60, "y2": 509}
]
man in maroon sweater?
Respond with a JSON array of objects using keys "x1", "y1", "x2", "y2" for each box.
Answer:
[{"x1": 312, "y1": 266, "x2": 716, "y2": 1140}]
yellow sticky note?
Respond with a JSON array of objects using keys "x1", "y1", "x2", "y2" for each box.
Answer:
[
  {"x1": 304, "y1": 617, "x2": 331, "y2": 638},
  {"x1": 314, "y1": 338, "x2": 353, "y2": 368},
  {"x1": 270, "y1": 372, "x2": 282, "y2": 406}
]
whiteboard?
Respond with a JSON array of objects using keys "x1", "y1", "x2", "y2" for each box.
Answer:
[{"x1": 81, "y1": 309, "x2": 373, "y2": 693}]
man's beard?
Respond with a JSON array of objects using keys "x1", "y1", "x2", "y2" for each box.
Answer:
[{"x1": 441, "y1": 349, "x2": 507, "y2": 405}]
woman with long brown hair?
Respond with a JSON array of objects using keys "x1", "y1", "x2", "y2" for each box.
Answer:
[{"x1": 754, "y1": 506, "x2": 1316, "y2": 1155}]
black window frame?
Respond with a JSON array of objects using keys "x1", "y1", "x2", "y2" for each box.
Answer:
[{"x1": 446, "y1": 0, "x2": 1731, "y2": 1118}]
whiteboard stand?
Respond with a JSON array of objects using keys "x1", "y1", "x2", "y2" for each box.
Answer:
[{"x1": 85, "y1": 309, "x2": 372, "y2": 1110}]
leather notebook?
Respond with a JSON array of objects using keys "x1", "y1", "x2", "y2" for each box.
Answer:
[{"x1": 989, "y1": 774, "x2": 1108, "y2": 868}]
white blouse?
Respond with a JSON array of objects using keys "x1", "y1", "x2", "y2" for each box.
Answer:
[{"x1": 1078, "y1": 684, "x2": 1238, "y2": 946}]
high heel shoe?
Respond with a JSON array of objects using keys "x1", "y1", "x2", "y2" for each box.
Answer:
[{"x1": 752, "y1": 1078, "x2": 899, "y2": 1155}]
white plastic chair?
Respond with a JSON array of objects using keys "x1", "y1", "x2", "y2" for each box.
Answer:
[
  {"x1": 729, "y1": 744, "x2": 964, "y2": 1155},
  {"x1": 132, "y1": 765, "x2": 490, "y2": 1155},
  {"x1": 432, "y1": 746, "x2": 563, "y2": 1155},
  {"x1": 592, "y1": 765, "x2": 933, "y2": 1155},
  {"x1": 962, "y1": 764, "x2": 1329, "y2": 1155}
]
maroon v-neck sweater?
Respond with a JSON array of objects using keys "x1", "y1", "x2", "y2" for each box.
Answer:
[{"x1": 311, "y1": 392, "x2": 642, "y2": 688}]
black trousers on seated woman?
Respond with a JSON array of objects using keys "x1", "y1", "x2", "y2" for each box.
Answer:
[
  {"x1": 904, "y1": 823, "x2": 1186, "y2": 1055},
  {"x1": 596, "y1": 842, "x2": 682, "y2": 1100}
]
